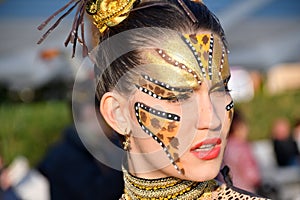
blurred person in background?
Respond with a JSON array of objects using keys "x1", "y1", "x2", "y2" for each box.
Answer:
[
  {"x1": 0, "y1": 155, "x2": 49, "y2": 200},
  {"x1": 1, "y1": 77, "x2": 124, "y2": 200},
  {"x1": 37, "y1": 124, "x2": 124, "y2": 200},
  {"x1": 37, "y1": 79, "x2": 124, "y2": 200},
  {"x1": 0, "y1": 155, "x2": 18, "y2": 200},
  {"x1": 271, "y1": 117, "x2": 300, "y2": 167},
  {"x1": 223, "y1": 109, "x2": 262, "y2": 193},
  {"x1": 293, "y1": 118, "x2": 300, "y2": 152}
]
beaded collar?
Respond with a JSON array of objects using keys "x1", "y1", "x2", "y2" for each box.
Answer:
[{"x1": 121, "y1": 168, "x2": 218, "y2": 200}]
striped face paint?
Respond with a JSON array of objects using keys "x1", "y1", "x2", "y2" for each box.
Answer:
[
  {"x1": 143, "y1": 33, "x2": 230, "y2": 87},
  {"x1": 134, "y1": 102, "x2": 184, "y2": 174},
  {"x1": 136, "y1": 74, "x2": 193, "y2": 101},
  {"x1": 133, "y1": 33, "x2": 233, "y2": 174},
  {"x1": 181, "y1": 33, "x2": 229, "y2": 82}
]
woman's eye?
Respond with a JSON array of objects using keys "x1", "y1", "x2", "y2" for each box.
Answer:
[
  {"x1": 168, "y1": 97, "x2": 180, "y2": 103},
  {"x1": 214, "y1": 85, "x2": 231, "y2": 93},
  {"x1": 210, "y1": 86, "x2": 232, "y2": 98},
  {"x1": 167, "y1": 93, "x2": 191, "y2": 103},
  {"x1": 224, "y1": 85, "x2": 231, "y2": 93}
]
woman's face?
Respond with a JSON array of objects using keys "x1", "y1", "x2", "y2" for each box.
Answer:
[{"x1": 123, "y1": 32, "x2": 233, "y2": 181}]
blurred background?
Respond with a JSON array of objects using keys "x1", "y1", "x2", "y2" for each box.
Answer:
[{"x1": 0, "y1": 0, "x2": 300, "y2": 199}]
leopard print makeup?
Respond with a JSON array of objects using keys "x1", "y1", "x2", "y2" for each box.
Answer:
[
  {"x1": 139, "y1": 34, "x2": 230, "y2": 93},
  {"x1": 134, "y1": 102, "x2": 185, "y2": 174},
  {"x1": 182, "y1": 33, "x2": 229, "y2": 82},
  {"x1": 136, "y1": 74, "x2": 193, "y2": 101},
  {"x1": 132, "y1": 33, "x2": 232, "y2": 174}
]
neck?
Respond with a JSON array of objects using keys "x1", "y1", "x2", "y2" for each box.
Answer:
[{"x1": 125, "y1": 153, "x2": 175, "y2": 179}]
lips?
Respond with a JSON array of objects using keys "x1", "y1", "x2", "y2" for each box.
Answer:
[{"x1": 190, "y1": 138, "x2": 222, "y2": 160}]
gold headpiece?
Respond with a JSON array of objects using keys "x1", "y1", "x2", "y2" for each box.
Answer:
[
  {"x1": 87, "y1": 0, "x2": 137, "y2": 33},
  {"x1": 37, "y1": 0, "x2": 201, "y2": 57},
  {"x1": 37, "y1": 0, "x2": 137, "y2": 57}
]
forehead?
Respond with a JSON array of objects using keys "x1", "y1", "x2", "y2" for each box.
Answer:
[{"x1": 140, "y1": 32, "x2": 230, "y2": 87}]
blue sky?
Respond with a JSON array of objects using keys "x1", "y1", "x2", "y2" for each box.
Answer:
[
  {"x1": 0, "y1": 0, "x2": 299, "y2": 70},
  {"x1": 204, "y1": 0, "x2": 300, "y2": 18},
  {"x1": 0, "y1": 0, "x2": 300, "y2": 18},
  {"x1": 0, "y1": 0, "x2": 69, "y2": 18}
]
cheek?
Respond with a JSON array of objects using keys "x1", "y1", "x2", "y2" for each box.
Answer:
[
  {"x1": 134, "y1": 102, "x2": 181, "y2": 146},
  {"x1": 214, "y1": 94, "x2": 233, "y2": 125},
  {"x1": 134, "y1": 101, "x2": 187, "y2": 174}
]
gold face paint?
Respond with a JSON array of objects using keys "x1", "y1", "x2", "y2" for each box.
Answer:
[
  {"x1": 156, "y1": 49, "x2": 202, "y2": 85},
  {"x1": 133, "y1": 32, "x2": 231, "y2": 174},
  {"x1": 134, "y1": 102, "x2": 185, "y2": 174},
  {"x1": 141, "y1": 33, "x2": 230, "y2": 89},
  {"x1": 182, "y1": 33, "x2": 230, "y2": 82}
]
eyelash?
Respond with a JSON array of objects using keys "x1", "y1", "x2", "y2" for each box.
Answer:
[
  {"x1": 224, "y1": 77, "x2": 232, "y2": 92},
  {"x1": 224, "y1": 85, "x2": 232, "y2": 93},
  {"x1": 214, "y1": 85, "x2": 232, "y2": 93},
  {"x1": 207, "y1": 83, "x2": 232, "y2": 97},
  {"x1": 166, "y1": 84, "x2": 232, "y2": 103},
  {"x1": 166, "y1": 93, "x2": 192, "y2": 103}
]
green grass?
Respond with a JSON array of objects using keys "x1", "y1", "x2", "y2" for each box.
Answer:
[
  {"x1": 1, "y1": 90, "x2": 299, "y2": 166},
  {"x1": 0, "y1": 101, "x2": 71, "y2": 166},
  {"x1": 237, "y1": 90, "x2": 300, "y2": 141}
]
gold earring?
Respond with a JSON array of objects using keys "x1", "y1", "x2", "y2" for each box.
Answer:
[{"x1": 123, "y1": 128, "x2": 131, "y2": 151}]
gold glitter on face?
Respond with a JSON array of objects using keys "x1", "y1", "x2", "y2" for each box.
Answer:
[
  {"x1": 141, "y1": 33, "x2": 230, "y2": 89},
  {"x1": 131, "y1": 32, "x2": 232, "y2": 175},
  {"x1": 181, "y1": 33, "x2": 230, "y2": 82}
]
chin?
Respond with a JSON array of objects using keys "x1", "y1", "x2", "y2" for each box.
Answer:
[{"x1": 180, "y1": 156, "x2": 223, "y2": 182}]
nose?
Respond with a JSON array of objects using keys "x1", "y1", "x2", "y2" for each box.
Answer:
[{"x1": 195, "y1": 92, "x2": 222, "y2": 131}]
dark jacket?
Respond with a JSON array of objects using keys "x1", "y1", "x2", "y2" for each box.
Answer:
[{"x1": 38, "y1": 125, "x2": 124, "y2": 200}]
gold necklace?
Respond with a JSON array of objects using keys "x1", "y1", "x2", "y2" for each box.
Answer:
[{"x1": 122, "y1": 168, "x2": 218, "y2": 200}]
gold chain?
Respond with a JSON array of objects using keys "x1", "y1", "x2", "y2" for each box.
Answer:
[{"x1": 122, "y1": 168, "x2": 218, "y2": 200}]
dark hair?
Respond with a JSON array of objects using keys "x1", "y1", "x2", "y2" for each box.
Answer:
[{"x1": 94, "y1": 0, "x2": 227, "y2": 100}]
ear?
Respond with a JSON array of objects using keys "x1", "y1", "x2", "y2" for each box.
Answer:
[{"x1": 100, "y1": 92, "x2": 128, "y2": 135}]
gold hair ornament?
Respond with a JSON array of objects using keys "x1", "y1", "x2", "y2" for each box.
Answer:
[
  {"x1": 86, "y1": 0, "x2": 138, "y2": 33},
  {"x1": 37, "y1": 0, "x2": 137, "y2": 57},
  {"x1": 37, "y1": 0, "x2": 202, "y2": 57}
]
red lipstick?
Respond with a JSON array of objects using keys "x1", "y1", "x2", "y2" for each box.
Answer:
[{"x1": 190, "y1": 138, "x2": 222, "y2": 160}]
